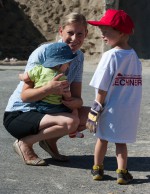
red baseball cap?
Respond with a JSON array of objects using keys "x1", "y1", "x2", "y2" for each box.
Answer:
[{"x1": 87, "y1": 9, "x2": 134, "y2": 34}]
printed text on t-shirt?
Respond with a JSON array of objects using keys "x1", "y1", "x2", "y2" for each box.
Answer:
[{"x1": 113, "y1": 73, "x2": 142, "y2": 86}]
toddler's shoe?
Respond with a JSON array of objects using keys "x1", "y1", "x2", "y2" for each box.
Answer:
[
  {"x1": 69, "y1": 131, "x2": 84, "y2": 138},
  {"x1": 116, "y1": 169, "x2": 133, "y2": 184},
  {"x1": 91, "y1": 164, "x2": 104, "y2": 180}
]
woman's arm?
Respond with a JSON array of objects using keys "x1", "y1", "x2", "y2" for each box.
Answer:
[{"x1": 21, "y1": 74, "x2": 70, "y2": 102}]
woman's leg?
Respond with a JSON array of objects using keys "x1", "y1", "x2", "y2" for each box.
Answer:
[
  {"x1": 41, "y1": 106, "x2": 90, "y2": 155},
  {"x1": 18, "y1": 112, "x2": 79, "y2": 161}
]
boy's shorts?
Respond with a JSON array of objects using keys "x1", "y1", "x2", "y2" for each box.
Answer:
[{"x1": 3, "y1": 111, "x2": 45, "y2": 139}]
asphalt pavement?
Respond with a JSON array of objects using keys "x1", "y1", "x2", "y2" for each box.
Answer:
[{"x1": 0, "y1": 60, "x2": 150, "y2": 194}]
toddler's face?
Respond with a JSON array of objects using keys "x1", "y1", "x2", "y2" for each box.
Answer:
[{"x1": 59, "y1": 63, "x2": 70, "y2": 73}]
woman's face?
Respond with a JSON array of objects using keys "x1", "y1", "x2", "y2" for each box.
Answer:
[{"x1": 59, "y1": 23, "x2": 88, "y2": 52}]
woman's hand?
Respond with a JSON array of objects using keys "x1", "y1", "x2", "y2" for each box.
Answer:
[
  {"x1": 44, "y1": 74, "x2": 69, "y2": 95},
  {"x1": 21, "y1": 73, "x2": 70, "y2": 102}
]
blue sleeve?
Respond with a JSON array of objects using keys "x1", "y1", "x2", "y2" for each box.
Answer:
[
  {"x1": 67, "y1": 50, "x2": 84, "y2": 83},
  {"x1": 25, "y1": 43, "x2": 52, "y2": 72}
]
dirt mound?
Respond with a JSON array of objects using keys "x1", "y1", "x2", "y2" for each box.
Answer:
[{"x1": 0, "y1": 0, "x2": 104, "y2": 60}]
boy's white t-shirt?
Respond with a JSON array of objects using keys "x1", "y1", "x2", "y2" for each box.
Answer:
[{"x1": 90, "y1": 48, "x2": 142, "y2": 143}]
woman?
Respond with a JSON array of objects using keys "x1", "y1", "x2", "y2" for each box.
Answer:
[{"x1": 3, "y1": 12, "x2": 89, "y2": 165}]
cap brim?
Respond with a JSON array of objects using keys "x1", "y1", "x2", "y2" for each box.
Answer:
[{"x1": 87, "y1": 20, "x2": 109, "y2": 26}]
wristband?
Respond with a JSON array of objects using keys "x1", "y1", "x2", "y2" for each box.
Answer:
[{"x1": 91, "y1": 100, "x2": 103, "y2": 113}]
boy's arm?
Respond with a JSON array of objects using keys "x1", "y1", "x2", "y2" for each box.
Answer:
[
  {"x1": 19, "y1": 72, "x2": 31, "y2": 82},
  {"x1": 86, "y1": 89, "x2": 107, "y2": 133},
  {"x1": 95, "y1": 89, "x2": 107, "y2": 105}
]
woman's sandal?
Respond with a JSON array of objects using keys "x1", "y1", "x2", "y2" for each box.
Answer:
[
  {"x1": 13, "y1": 140, "x2": 46, "y2": 166},
  {"x1": 39, "y1": 140, "x2": 69, "y2": 162}
]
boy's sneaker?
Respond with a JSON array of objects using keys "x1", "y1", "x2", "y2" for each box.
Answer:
[
  {"x1": 116, "y1": 169, "x2": 133, "y2": 184},
  {"x1": 91, "y1": 165, "x2": 104, "y2": 180}
]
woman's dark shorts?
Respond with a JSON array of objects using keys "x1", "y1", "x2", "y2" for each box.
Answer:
[{"x1": 3, "y1": 111, "x2": 45, "y2": 139}]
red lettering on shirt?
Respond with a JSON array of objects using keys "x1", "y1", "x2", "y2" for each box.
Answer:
[{"x1": 113, "y1": 73, "x2": 142, "y2": 86}]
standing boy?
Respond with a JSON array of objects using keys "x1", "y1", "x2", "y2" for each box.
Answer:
[{"x1": 86, "y1": 9, "x2": 142, "y2": 184}]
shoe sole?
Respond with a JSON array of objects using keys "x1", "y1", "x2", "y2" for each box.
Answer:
[
  {"x1": 117, "y1": 178, "x2": 132, "y2": 185},
  {"x1": 93, "y1": 175, "x2": 103, "y2": 180}
]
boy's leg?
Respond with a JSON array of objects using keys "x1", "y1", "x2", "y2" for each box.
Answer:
[
  {"x1": 94, "y1": 139, "x2": 108, "y2": 165},
  {"x1": 92, "y1": 138, "x2": 108, "y2": 180},
  {"x1": 116, "y1": 143, "x2": 127, "y2": 170},
  {"x1": 115, "y1": 143, "x2": 133, "y2": 184}
]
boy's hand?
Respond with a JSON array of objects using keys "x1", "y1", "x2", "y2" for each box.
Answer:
[
  {"x1": 86, "y1": 100, "x2": 103, "y2": 133},
  {"x1": 86, "y1": 110, "x2": 99, "y2": 133}
]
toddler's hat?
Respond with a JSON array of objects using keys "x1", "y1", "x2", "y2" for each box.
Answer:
[
  {"x1": 43, "y1": 42, "x2": 77, "y2": 68},
  {"x1": 87, "y1": 9, "x2": 134, "y2": 34}
]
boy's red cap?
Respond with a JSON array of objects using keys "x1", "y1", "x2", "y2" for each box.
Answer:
[{"x1": 87, "y1": 9, "x2": 134, "y2": 34}]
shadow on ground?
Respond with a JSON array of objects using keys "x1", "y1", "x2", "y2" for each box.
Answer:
[
  {"x1": 44, "y1": 155, "x2": 150, "y2": 184},
  {"x1": 45, "y1": 155, "x2": 150, "y2": 171}
]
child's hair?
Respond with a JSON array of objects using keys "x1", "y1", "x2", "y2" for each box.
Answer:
[{"x1": 60, "y1": 12, "x2": 87, "y2": 29}]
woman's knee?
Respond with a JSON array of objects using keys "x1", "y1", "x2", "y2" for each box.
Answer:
[
  {"x1": 39, "y1": 114, "x2": 79, "y2": 132},
  {"x1": 66, "y1": 115, "x2": 80, "y2": 132}
]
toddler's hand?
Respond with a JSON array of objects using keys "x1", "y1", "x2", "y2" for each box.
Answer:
[{"x1": 19, "y1": 73, "x2": 24, "y2": 81}]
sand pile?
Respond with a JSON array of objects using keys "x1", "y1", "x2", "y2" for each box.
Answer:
[{"x1": 0, "y1": 0, "x2": 105, "y2": 60}]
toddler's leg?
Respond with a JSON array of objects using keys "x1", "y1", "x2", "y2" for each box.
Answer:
[
  {"x1": 69, "y1": 131, "x2": 84, "y2": 138},
  {"x1": 69, "y1": 109, "x2": 84, "y2": 138}
]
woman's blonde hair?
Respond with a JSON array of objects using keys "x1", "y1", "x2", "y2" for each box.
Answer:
[{"x1": 60, "y1": 12, "x2": 87, "y2": 29}]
